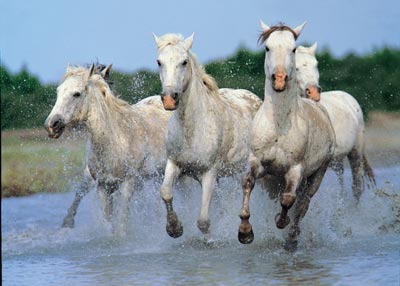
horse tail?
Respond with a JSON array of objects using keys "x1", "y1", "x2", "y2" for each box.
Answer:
[{"x1": 363, "y1": 154, "x2": 377, "y2": 189}]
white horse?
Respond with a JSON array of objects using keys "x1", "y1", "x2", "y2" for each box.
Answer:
[
  {"x1": 296, "y1": 43, "x2": 376, "y2": 198},
  {"x1": 238, "y1": 22, "x2": 336, "y2": 251},
  {"x1": 45, "y1": 64, "x2": 171, "y2": 234},
  {"x1": 153, "y1": 33, "x2": 262, "y2": 237}
]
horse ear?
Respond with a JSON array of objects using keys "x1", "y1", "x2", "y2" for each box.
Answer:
[
  {"x1": 260, "y1": 20, "x2": 270, "y2": 32},
  {"x1": 310, "y1": 42, "x2": 318, "y2": 54},
  {"x1": 153, "y1": 33, "x2": 162, "y2": 48},
  {"x1": 88, "y1": 64, "x2": 95, "y2": 79},
  {"x1": 184, "y1": 33, "x2": 195, "y2": 51},
  {"x1": 293, "y1": 21, "x2": 307, "y2": 38},
  {"x1": 101, "y1": 64, "x2": 113, "y2": 80},
  {"x1": 66, "y1": 63, "x2": 73, "y2": 73}
]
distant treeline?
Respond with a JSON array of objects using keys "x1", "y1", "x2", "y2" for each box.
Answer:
[{"x1": 1, "y1": 46, "x2": 399, "y2": 130}]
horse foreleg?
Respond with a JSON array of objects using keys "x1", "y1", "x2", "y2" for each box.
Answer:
[
  {"x1": 113, "y1": 179, "x2": 137, "y2": 236},
  {"x1": 62, "y1": 170, "x2": 94, "y2": 228},
  {"x1": 238, "y1": 154, "x2": 264, "y2": 244},
  {"x1": 97, "y1": 181, "x2": 118, "y2": 223},
  {"x1": 285, "y1": 161, "x2": 329, "y2": 251},
  {"x1": 275, "y1": 164, "x2": 303, "y2": 230},
  {"x1": 161, "y1": 160, "x2": 183, "y2": 238},
  {"x1": 197, "y1": 168, "x2": 217, "y2": 234}
]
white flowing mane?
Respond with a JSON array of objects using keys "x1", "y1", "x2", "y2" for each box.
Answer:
[
  {"x1": 63, "y1": 65, "x2": 133, "y2": 130},
  {"x1": 65, "y1": 65, "x2": 129, "y2": 109}
]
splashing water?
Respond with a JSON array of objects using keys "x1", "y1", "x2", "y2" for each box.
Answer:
[{"x1": 2, "y1": 166, "x2": 399, "y2": 286}]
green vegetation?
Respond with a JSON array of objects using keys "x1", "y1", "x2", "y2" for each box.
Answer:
[
  {"x1": 1, "y1": 47, "x2": 399, "y2": 131},
  {"x1": 1, "y1": 130, "x2": 85, "y2": 197}
]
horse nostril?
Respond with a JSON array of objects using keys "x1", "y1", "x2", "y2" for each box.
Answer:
[
  {"x1": 317, "y1": 86, "x2": 322, "y2": 93},
  {"x1": 306, "y1": 88, "x2": 311, "y2": 95},
  {"x1": 52, "y1": 119, "x2": 61, "y2": 129},
  {"x1": 174, "y1": 92, "x2": 178, "y2": 99},
  {"x1": 271, "y1": 74, "x2": 276, "y2": 81}
]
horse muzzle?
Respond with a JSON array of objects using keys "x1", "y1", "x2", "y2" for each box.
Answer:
[
  {"x1": 272, "y1": 71, "x2": 288, "y2": 92},
  {"x1": 45, "y1": 115, "x2": 66, "y2": 139},
  {"x1": 161, "y1": 93, "x2": 179, "y2": 110},
  {"x1": 305, "y1": 84, "x2": 322, "y2": 102}
]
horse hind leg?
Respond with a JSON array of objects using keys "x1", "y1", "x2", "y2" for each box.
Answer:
[
  {"x1": 347, "y1": 148, "x2": 364, "y2": 201},
  {"x1": 285, "y1": 160, "x2": 330, "y2": 251},
  {"x1": 62, "y1": 183, "x2": 88, "y2": 228},
  {"x1": 62, "y1": 176, "x2": 93, "y2": 228},
  {"x1": 363, "y1": 154, "x2": 377, "y2": 189},
  {"x1": 331, "y1": 159, "x2": 345, "y2": 195},
  {"x1": 275, "y1": 164, "x2": 303, "y2": 230}
]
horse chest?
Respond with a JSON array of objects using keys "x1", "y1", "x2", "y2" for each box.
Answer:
[{"x1": 252, "y1": 121, "x2": 307, "y2": 173}]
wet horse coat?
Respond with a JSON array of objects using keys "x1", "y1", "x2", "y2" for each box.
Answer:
[
  {"x1": 154, "y1": 33, "x2": 262, "y2": 236},
  {"x1": 45, "y1": 64, "x2": 171, "y2": 234},
  {"x1": 296, "y1": 44, "x2": 376, "y2": 198},
  {"x1": 238, "y1": 22, "x2": 336, "y2": 251}
]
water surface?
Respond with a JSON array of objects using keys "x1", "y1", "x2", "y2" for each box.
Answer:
[{"x1": 2, "y1": 167, "x2": 400, "y2": 285}]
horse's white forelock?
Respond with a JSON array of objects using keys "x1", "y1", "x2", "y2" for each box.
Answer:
[
  {"x1": 156, "y1": 33, "x2": 185, "y2": 50},
  {"x1": 297, "y1": 45, "x2": 314, "y2": 55}
]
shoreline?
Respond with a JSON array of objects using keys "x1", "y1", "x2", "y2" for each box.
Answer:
[{"x1": 1, "y1": 111, "x2": 399, "y2": 198}]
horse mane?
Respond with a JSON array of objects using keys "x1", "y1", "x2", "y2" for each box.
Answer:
[
  {"x1": 258, "y1": 23, "x2": 298, "y2": 45},
  {"x1": 62, "y1": 64, "x2": 131, "y2": 118}
]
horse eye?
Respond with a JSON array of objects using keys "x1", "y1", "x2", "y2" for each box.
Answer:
[
  {"x1": 265, "y1": 47, "x2": 270, "y2": 52},
  {"x1": 73, "y1": 92, "x2": 81, "y2": 98},
  {"x1": 157, "y1": 60, "x2": 161, "y2": 67},
  {"x1": 182, "y1": 60, "x2": 188, "y2": 66},
  {"x1": 292, "y1": 48, "x2": 297, "y2": 53}
]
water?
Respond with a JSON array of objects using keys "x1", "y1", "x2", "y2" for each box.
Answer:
[{"x1": 2, "y1": 167, "x2": 400, "y2": 286}]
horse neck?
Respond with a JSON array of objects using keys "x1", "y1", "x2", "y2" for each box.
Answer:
[
  {"x1": 85, "y1": 89, "x2": 139, "y2": 152},
  {"x1": 177, "y1": 60, "x2": 215, "y2": 125},
  {"x1": 264, "y1": 76, "x2": 299, "y2": 134}
]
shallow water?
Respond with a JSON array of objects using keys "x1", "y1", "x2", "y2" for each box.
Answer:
[{"x1": 2, "y1": 166, "x2": 400, "y2": 286}]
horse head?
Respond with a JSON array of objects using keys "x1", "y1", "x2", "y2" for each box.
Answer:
[
  {"x1": 259, "y1": 21, "x2": 306, "y2": 93},
  {"x1": 44, "y1": 63, "x2": 112, "y2": 138},
  {"x1": 296, "y1": 43, "x2": 321, "y2": 101},
  {"x1": 153, "y1": 33, "x2": 194, "y2": 110}
]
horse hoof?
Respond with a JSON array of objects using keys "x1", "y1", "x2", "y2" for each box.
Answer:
[
  {"x1": 284, "y1": 239, "x2": 298, "y2": 252},
  {"x1": 62, "y1": 217, "x2": 75, "y2": 228},
  {"x1": 275, "y1": 213, "x2": 290, "y2": 229},
  {"x1": 238, "y1": 229, "x2": 254, "y2": 244},
  {"x1": 166, "y1": 221, "x2": 183, "y2": 238},
  {"x1": 197, "y1": 219, "x2": 210, "y2": 234}
]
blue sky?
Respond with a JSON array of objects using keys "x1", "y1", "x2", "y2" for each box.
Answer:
[{"x1": 1, "y1": 0, "x2": 399, "y2": 84}]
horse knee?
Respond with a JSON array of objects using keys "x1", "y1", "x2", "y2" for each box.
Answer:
[
  {"x1": 280, "y1": 192, "x2": 296, "y2": 209},
  {"x1": 242, "y1": 173, "x2": 255, "y2": 190}
]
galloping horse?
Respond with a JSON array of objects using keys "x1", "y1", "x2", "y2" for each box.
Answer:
[
  {"x1": 296, "y1": 43, "x2": 376, "y2": 198},
  {"x1": 45, "y1": 64, "x2": 171, "y2": 234},
  {"x1": 238, "y1": 22, "x2": 336, "y2": 251},
  {"x1": 153, "y1": 33, "x2": 262, "y2": 237}
]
